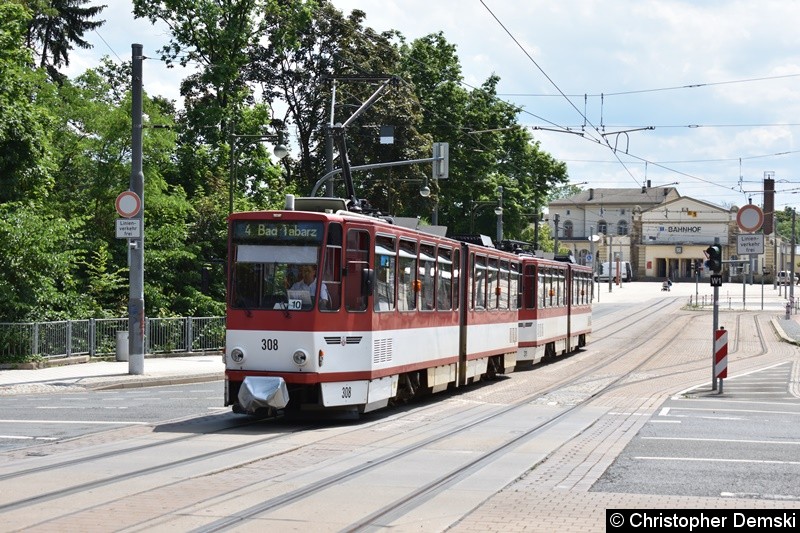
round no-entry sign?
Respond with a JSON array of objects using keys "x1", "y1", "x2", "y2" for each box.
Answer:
[
  {"x1": 736, "y1": 204, "x2": 763, "y2": 233},
  {"x1": 115, "y1": 191, "x2": 141, "y2": 218}
]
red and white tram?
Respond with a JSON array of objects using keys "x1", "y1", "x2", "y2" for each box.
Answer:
[
  {"x1": 224, "y1": 199, "x2": 521, "y2": 415},
  {"x1": 517, "y1": 257, "x2": 592, "y2": 365}
]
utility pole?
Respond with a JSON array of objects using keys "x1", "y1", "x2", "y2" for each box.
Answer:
[
  {"x1": 128, "y1": 44, "x2": 145, "y2": 375},
  {"x1": 789, "y1": 208, "x2": 797, "y2": 307},
  {"x1": 589, "y1": 226, "x2": 595, "y2": 301},
  {"x1": 553, "y1": 214, "x2": 560, "y2": 253},
  {"x1": 325, "y1": 80, "x2": 336, "y2": 197},
  {"x1": 608, "y1": 233, "x2": 613, "y2": 293},
  {"x1": 496, "y1": 186, "x2": 503, "y2": 244}
]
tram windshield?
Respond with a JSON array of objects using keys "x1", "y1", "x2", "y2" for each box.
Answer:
[{"x1": 230, "y1": 220, "x2": 325, "y2": 311}]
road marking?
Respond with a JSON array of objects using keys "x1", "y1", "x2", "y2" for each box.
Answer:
[
  {"x1": 0, "y1": 435, "x2": 58, "y2": 441},
  {"x1": 721, "y1": 492, "x2": 799, "y2": 500},
  {"x1": 635, "y1": 456, "x2": 800, "y2": 465},
  {"x1": 659, "y1": 407, "x2": 670, "y2": 416},
  {"x1": 36, "y1": 406, "x2": 129, "y2": 410},
  {"x1": 665, "y1": 407, "x2": 800, "y2": 416},
  {"x1": 0, "y1": 419, "x2": 147, "y2": 425},
  {"x1": 643, "y1": 436, "x2": 800, "y2": 446}
]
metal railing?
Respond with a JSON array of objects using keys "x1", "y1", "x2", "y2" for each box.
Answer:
[{"x1": 0, "y1": 317, "x2": 225, "y2": 361}]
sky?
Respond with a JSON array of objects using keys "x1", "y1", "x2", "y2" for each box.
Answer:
[{"x1": 65, "y1": 1, "x2": 800, "y2": 211}]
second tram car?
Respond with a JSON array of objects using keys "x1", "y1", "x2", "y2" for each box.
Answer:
[
  {"x1": 224, "y1": 198, "x2": 592, "y2": 416},
  {"x1": 517, "y1": 257, "x2": 592, "y2": 365}
]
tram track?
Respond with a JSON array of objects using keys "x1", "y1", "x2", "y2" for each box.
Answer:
[
  {"x1": 2, "y1": 299, "x2": 792, "y2": 531},
  {"x1": 0, "y1": 296, "x2": 674, "y2": 487},
  {"x1": 184, "y1": 304, "x2": 698, "y2": 531},
  {"x1": 1, "y1": 299, "x2": 684, "y2": 531}
]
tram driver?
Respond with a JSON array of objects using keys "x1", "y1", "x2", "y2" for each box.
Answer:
[{"x1": 289, "y1": 264, "x2": 330, "y2": 308}]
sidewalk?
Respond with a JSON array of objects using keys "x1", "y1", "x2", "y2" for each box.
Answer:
[
  {"x1": 0, "y1": 354, "x2": 224, "y2": 395},
  {"x1": 1, "y1": 281, "x2": 798, "y2": 396}
]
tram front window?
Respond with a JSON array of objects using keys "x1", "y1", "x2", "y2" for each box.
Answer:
[{"x1": 230, "y1": 220, "x2": 324, "y2": 311}]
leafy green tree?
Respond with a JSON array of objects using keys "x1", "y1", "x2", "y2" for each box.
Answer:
[
  {"x1": 132, "y1": 0, "x2": 313, "y2": 190},
  {"x1": 0, "y1": 2, "x2": 56, "y2": 203},
  {"x1": 0, "y1": 203, "x2": 94, "y2": 321},
  {"x1": 247, "y1": 1, "x2": 427, "y2": 212},
  {"x1": 25, "y1": 0, "x2": 106, "y2": 82}
]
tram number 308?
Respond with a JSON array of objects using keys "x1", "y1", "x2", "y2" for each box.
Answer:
[
  {"x1": 342, "y1": 386, "x2": 352, "y2": 399},
  {"x1": 262, "y1": 338, "x2": 278, "y2": 351}
]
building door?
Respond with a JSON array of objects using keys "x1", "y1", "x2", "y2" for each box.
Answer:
[{"x1": 656, "y1": 258, "x2": 667, "y2": 278}]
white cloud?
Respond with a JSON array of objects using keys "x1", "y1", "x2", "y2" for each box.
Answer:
[{"x1": 66, "y1": 0, "x2": 800, "y2": 209}]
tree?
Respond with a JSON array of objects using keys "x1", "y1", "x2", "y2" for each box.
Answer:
[
  {"x1": 0, "y1": 202, "x2": 94, "y2": 321},
  {"x1": 248, "y1": 2, "x2": 427, "y2": 208},
  {"x1": 0, "y1": 2, "x2": 56, "y2": 203},
  {"x1": 132, "y1": 0, "x2": 313, "y2": 185},
  {"x1": 25, "y1": 0, "x2": 106, "y2": 82}
]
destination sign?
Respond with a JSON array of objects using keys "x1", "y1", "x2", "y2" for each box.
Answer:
[{"x1": 233, "y1": 221, "x2": 323, "y2": 244}]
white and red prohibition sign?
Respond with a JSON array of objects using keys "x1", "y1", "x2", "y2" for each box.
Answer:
[
  {"x1": 115, "y1": 190, "x2": 141, "y2": 218},
  {"x1": 736, "y1": 204, "x2": 764, "y2": 233},
  {"x1": 714, "y1": 327, "x2": 728, "y2": 379}
]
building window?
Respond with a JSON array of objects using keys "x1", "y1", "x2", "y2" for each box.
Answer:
[
  {"x1": 620, "y1": 208, "x2": 626, "y2": 215},
  {"x1": 597, "y1": 220, "x2": 607, "y2": 235},
  {"x1": 566, "y1": 209, "x2": 571, "y2": 215},
  {"x1": 617, "y1": 220, "x2": 628, "y2": 236},
  {"x1": 563, "y1": 220, "x2": 574, "y2": 238}
]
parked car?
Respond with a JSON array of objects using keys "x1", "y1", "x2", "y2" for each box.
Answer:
[
  {"x1": 595, "y1": 261, "x2": 633, "y2": 282},
  {"x1": 777, "y1": 271, "x2": 796, "y2": 285}
]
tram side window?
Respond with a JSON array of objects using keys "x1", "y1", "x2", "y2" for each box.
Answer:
[
  {"x1": 437, "y1": 248, "x2": 453, "y2": 311},
  {"x1": 345, "y1": 229, "x2": 369, "y2": 312},
  {"x1": 498, "y1": 260, "x2": 510, "y2": 309},
  {"x1": 571, "y1": 273, "x2": 577, "y2": 306},
  {"x1": 573, "y1": 273, "x2": 582, "y2": 306},
  {"x1": 557, "y1": 269, "x2": 566, "y2": 307},
  {"x1": 510, "y1": 262, "x2": 519, "y2": 310},
  {"x1": 486, "y1": 258, "x2": 498, "y2": 309},
  {"x1": 398, "y1": 239, "x2": 417, "y2": 311},
  {"x1": 374, "y1": 236, "x2": 396, "y2": 312},
  {"x1": 585, "y1": 274, "x2": 591, "y2": 303},
  {"x1": 542, "y1": 268, "x2": 553, "y2": 308},
  {"x1": 419, "y1": 244, "x2": 436, "y2": 311},
  {"x1": 473, "y1": 254, "x2": 487, "y2": 310}
]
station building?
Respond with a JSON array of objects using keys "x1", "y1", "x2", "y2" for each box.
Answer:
[{"x1": 547, "y1": 183, "x2": 787, "y2": 282}]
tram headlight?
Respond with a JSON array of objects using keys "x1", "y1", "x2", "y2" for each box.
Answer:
[
  {"x1": 230, "y1": 348, "x2": 245, "y2": 364},
  {"x1": 292, "y1": 349, "x2": 308, "y2": 366}
]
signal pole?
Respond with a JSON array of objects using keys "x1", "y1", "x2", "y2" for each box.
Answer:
[
  {"x1": 706, "y1": 238, "x2": 722, "y2": 390},
  {"x1": 128, "y1": 44, "x2": 145, "y2": 375}
]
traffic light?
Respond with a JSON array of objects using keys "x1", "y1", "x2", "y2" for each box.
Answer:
[{"x1": 705, "y1": 245, "x2": 722, "y2": 273}]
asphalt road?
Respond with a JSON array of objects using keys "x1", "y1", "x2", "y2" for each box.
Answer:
[
  {"x1": 0, "y1": 382, "x2": 226, "y2": 452},
  {"x1": 592, "y1": 361, "x2": 800, "y2": 499}
]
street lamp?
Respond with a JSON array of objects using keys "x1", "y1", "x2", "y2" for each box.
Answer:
[{"x1": 229, "y1": 133, "x2": 289, "y2": 214}]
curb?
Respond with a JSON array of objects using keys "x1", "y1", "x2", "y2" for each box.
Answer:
[
  {"x1": 770, "y1": 318, "x2": 800, "y2": 346},
  {"x1": 88, "y1": 373, "x2": 224, "y2": 391}
]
